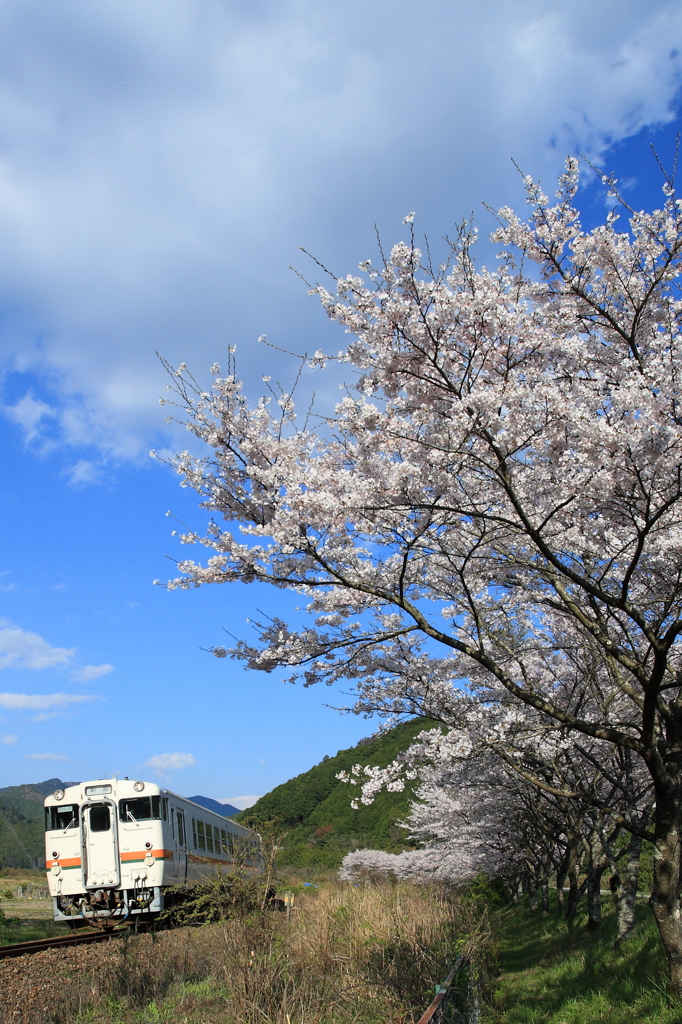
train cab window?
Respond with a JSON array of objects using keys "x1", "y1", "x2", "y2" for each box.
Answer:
[
  {"x1": 90, "y1": 804, "x2": 111, "y2": 832},
  {"x1": 46, "y1": 804, "x2": 79, "y2": 831},
  {"x1": 197, "y1": 820, "x2": 206, "y2": 850},
  {"x1": 205, "y1": 824, "x2": 214, "y2": 852},
  {"x1": 119, "y1": 796, "x2": 161, "y2": 823}
]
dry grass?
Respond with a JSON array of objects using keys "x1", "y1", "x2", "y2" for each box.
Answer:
[{"x1": 23, "y1": 881, "x2": 490, "y2": 1024}]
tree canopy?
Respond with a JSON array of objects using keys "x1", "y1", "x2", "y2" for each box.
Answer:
[{"x1": 161, "y1": 159, "x2": 682, "y2": 992}]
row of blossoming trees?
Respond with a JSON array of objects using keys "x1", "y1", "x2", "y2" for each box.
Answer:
[{"x1": 158, "y1": 160, "x2": 682, "y2": 993}]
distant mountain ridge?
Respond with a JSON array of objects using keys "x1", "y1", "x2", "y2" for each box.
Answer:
[{"x1": 187, "y1": 795, "x2": 240, "y2": 818}]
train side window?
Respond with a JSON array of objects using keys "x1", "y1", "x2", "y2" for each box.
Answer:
[
  {"x1": 46, "y1": 804, "x2": 79, "y2": 831},
  {"x1": 90, "y1": 804, "x2": 111, "y2": 832},
  {"x1": 197, "y1": 820, "x2": 206, "y2": 850},
  {"x1": 119, "y1": 797, "x2": 162, "y2": 822},
  {"x1": 192, "y1": 818, "x2": 197, "y2": 847},
  {"x1": 177, "y1": 812, "x2": 186, "y2": 848},
  {"x1": 161, "y1": 797, "x2": 168, "y2": 821},
  {"x1": 220, "y1": 829, "x2": 227, "y2": 855},
  {"x1": 205, "y1": 823, "x2": 213, "y2": 852},
  {"x1": 170, "y1": 809, "x2": 176, "y2": 839}
]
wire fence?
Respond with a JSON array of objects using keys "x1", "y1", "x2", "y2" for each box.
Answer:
[
  {"x1": 2, "y1": 884, "x2": 49, "y2": 900},
  {"x1": 416, "y1": 956, "x2": 480, "y2": 1024}
]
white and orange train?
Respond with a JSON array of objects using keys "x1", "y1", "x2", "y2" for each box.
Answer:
[{"x1": 44, "y1": 778, "x2": 263, "y2": 923}]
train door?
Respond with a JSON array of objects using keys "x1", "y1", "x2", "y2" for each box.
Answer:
[
  {"x1": 176, "y1": 809, "x2": 188, "y2": 880},
  {"x1": 81, "y1": 801, "x2": 120, "y2": 888}
]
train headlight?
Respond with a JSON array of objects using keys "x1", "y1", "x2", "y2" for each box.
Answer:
[
  {"x1": 53, "y1": 789, "x2": 64, "y2": 801},
  {"x1": 133, "y1": 781, "x2": 144, "y2": 792},
  {"x1": 52, "y1": 851, "x2": 59, "y2": 858}
]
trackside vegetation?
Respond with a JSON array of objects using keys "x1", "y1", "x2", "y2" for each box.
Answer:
[{"x1": 2, "y1": 879, "x2": 490, "y2": 1024}]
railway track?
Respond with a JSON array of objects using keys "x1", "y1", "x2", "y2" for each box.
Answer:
[{"x1": 0, "y1": 926, "x2": 126, "y2": 960}]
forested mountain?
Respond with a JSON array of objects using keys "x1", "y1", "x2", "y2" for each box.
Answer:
[
  {"x1": 0, "y1": 778, "x2": 74, "y2": 869},
  {"x1": 241, "y1": 718, "x2": 433, "y2": 869}
]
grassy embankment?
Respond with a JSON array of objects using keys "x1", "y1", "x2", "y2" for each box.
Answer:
[
  {"x1": 14, "y1": 879, "x2": 488, "y2": 1024},
  {"x1": 486, "y1": 898, "x2": 681, "y2": 1024}
]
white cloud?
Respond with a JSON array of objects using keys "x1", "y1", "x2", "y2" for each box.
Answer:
[
  {"x1": 143, "y1": 752, "x2": 197, "y2": 773},
  {"x1": 27, "y1": 752, "x2": 71, "y2": 762},
  {"x1": 65, "y1": 460, "x2": 102, "y2": 486},
  {"x1": 221, "y1": 795, "x2": 261, "y2": 810},
  {"x1": 4, "y1": 394, "x2": 56, "y2": 442},
  {"x1": 1, "y1": 733, "x2": 17, "y2": 745},
  {"x1": 0, "y1": 1, "x2": 678, "y2": 457},
  {"x1": 0, "y1": 692, "x2": 96, "y2": 710},
  {"x1": 71, "y1": 664, "x2": 114, "y2": 684},
  {"x1": 0, "y1": 620, "x2": 75, "y2": 671}
]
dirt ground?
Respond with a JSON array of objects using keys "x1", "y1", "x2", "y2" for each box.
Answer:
[
  {"x1": 0, "y1": 876, "x2": 53, "y2": 921},
  {"x1": 0, "y1": 897, "x2": 53, "y2": 920}
]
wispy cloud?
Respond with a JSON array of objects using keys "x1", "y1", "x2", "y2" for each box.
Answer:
[
  {"x1": 4, "y1": 394, "x2": 56, "y2": 443},
  {"x1": 143, "y1": 752, "x2": 197, "y2": 774},
  {"x1": 27, "y1": 752, "x2": 71, "y2": 762},
  {"x1": 221, "y1": 796, "x2": 261, "y2": 810},
  {"x1": 71, "y1": 664, "x2": 113, "y2": 684},
  {"x1": 0, "y1": 620, "x2": 74, "y2": 671},
  {"x1": 65, "y1": 460, "x2": 102, "y2": 486},
  {"x1": 0, "y1": 692, "x2": 96, "y2": 710},
  {"x1": 1, "y1": 734, "x2": 17, "y2": 745}
]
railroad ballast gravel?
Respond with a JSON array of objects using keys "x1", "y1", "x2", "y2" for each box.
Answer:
[{"x1": 0, "y1": 940, "x2": 120, "y2": 1023}]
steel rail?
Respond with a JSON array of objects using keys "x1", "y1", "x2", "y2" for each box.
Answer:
[
  {"x1": 0, "y1": 927, "x2": 126, "y2": 960},
  {"x1": 416, "y1": 955, "x2": 468, "y2": 1024}
]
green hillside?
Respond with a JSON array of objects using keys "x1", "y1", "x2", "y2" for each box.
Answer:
[
  {"x1": 0, "y1": 778, "x2": 73, "y2": 869},
  {"x1": 241, "y1": 718, "x2": 433, "y2": 869}
]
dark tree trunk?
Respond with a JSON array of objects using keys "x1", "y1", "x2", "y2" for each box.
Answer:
[
  {"x1": 565, "y1": 835, "x2": 583, "y2": 922},
  {"x1": 649, "y1": 785, "x2": 682, "y2": 996},
  {"x1": 586, "y1": 863, "x2": 606, "y2": 930},
  {"x1": 613, "y1": 835, "x2": 642, "y2": 945},
  {"x1": 556, "y1": 866, "x2": 566, "y2": 912},
  {"x1": 565, "y1": 878, "x2": 581, "y2": 921}
]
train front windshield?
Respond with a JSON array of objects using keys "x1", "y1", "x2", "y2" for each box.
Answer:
[{"x1": 46, "y1": 805, "x2": 79, "y2": 830}]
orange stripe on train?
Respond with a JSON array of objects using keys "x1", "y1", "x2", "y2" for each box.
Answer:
[{"x1": 120, "y1": 849, "x2": 172, "y2": 862}]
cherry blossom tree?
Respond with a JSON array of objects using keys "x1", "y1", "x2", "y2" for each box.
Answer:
[
  {"x1": 161, "y1": 160, "x2": 682, "y2": 991},
  {"x1": 340, "y1": 704, "x2": 651, "y2": 939}
]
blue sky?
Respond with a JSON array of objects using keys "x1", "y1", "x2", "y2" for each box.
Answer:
[{"x1": 0, "y1": 0, "x2": 681, "y2": 804}]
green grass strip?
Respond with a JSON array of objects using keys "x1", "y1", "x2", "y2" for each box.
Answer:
[{"x1": 487, "y1": 901, "x2": 682, "y2": 1023}]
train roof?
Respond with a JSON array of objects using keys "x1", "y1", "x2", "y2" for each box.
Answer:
[{"x1": 43, "y1": 778, "x2": 255, "y2": 837}]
